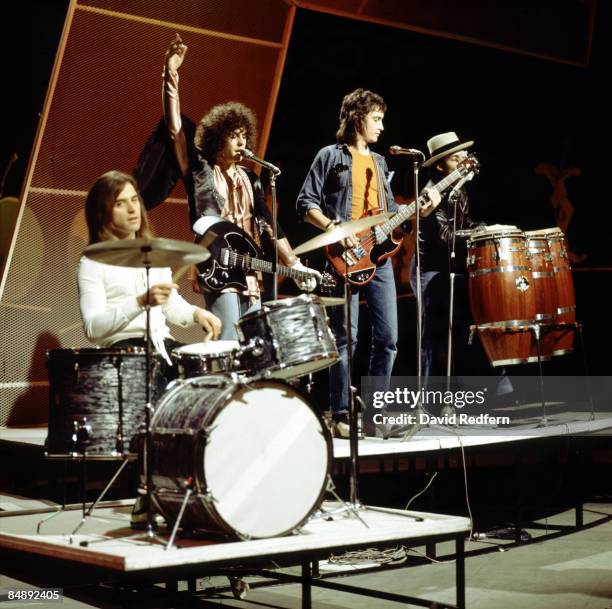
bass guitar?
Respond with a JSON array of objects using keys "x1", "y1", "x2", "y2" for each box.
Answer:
[
  {"x1": 194, "y1": 219, "x2": 336, "y2": 293},
  {"x1": 325, "y1": 154, "x2": 480, "y2": 285}
]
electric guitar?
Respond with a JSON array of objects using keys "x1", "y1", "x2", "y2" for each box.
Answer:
[
  {"x1": 194, "y1": 219, "x2": 336, "y2": 293},
  {"x1": 326, "y1": 154, "x2": 480, "y2": 285}
]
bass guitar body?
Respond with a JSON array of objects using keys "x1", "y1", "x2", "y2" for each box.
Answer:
[{"x1": 326, "y1": 229, "x2": 402, "y2": 286}]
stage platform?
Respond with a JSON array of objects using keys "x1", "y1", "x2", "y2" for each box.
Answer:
[
  {"x1": 2, "y1": 412, "x2": 612, "y2": 460},
  {"x1": 0, "y1": 501, "x2": 470, "y2": 609}
]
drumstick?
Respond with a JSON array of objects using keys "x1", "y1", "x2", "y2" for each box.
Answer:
[{"x1": 172, "y1": 264, "x2": 190, "y2": 284}]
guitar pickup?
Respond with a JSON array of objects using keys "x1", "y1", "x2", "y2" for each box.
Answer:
[
  {"x1": 341, "y1": 250, "x2": 358, "y2": 266},
  {"x1": 220, "y1": 248, "x2": 230, "y2": 266}
]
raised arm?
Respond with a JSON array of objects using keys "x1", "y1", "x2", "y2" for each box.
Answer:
[{"x1": 162, "y1": 34, "x2": 190, "y2": 176}]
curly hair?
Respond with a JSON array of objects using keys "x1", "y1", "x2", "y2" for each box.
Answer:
[
  {"x1": 336, "y1": 88, "x2": 387, "y2": 146},
  {"x1": 194, "y1": 102, "x2": 258, "y2": 165},
  {"x1": 85, "y1": 170, "x2": 153, "y2": 244}
]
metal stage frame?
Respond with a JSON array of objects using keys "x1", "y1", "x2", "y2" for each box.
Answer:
[{"x1": 0, "y1": 501, "x2": 470, "y2": 609}]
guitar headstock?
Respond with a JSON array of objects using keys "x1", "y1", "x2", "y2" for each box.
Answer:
[{"x1": 459, "y1": 154, "x2": 480, "y2": 175}]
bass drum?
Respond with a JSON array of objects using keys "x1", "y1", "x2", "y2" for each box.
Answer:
[{"x1": 149, "y1": 375, "x2": 332, "y2": 539}]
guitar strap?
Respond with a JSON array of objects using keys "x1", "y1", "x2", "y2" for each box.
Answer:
[
  {"x1": 235, "y1": 166, "x2": 262, "y2": 250},
  {"x1": 372, "y1": 155, "x2": 388, "y2": 213}
]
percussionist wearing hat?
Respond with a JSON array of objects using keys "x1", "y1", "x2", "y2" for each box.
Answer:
[{"x1": 410, "y1": 132, "x2": 481, "y2": 378}]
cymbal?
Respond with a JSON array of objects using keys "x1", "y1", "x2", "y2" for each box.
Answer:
[
  {"x1": 83, "y1": 238, "x2": 210, "y2": 268},
  {"x1": 293, "y1": 213, "x2": 393, "y2": 255},
  {"x1": 314, "y1": 296, "x2": 345, "y2": 307}
]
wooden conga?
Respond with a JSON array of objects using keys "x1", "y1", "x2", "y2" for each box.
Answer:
[
  {"x1": 524, "y1": 229, "x2": 556, "y2": 361},
  {"x1": 547, "y1": 227, "x2": 576, "y2": 355},
  {"x1": 468, "y1": 226, "x2": 536, "y2": 366}
]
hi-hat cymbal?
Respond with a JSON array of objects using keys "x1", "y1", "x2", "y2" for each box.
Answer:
[
  {"x1": 83, "y1": 238, "x2": 210, "y2": 268},
  {"x1": 293, "y1": 213, "x2": 393, "y2": 255}
]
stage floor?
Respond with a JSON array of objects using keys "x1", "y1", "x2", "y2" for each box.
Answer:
[{"x1": 2, "y1": 411, "x2": 612, "y2": 460}]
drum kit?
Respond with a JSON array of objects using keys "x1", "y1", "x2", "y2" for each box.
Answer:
[
  {"x1": 466, "y1": 224, "x2": 577, "y2": 367},
  {"x1": 45, "y1": 216, "x2": 389, "y2": 542}
]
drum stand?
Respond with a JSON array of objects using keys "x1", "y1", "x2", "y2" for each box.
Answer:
[
  {"x1": 138, "y1": 251, "x2": 167, "y2": 546},
  {"x1": 469, "y1": 323, "x2": 549, "y2": 424},
  {"x1": 38, "y1": 421, "x2": 133, "y2": 538}
]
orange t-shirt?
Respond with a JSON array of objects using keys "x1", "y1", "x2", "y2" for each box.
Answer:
[{"x1": 350, "y1": 149, "x2": 380, "y2": 220}]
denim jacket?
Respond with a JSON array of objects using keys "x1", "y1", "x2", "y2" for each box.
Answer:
[{"x1": 296, "y1": 143, "x2": 398, "y2": 223}]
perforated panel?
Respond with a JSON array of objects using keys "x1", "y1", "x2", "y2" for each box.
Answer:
[{"x1": 0, "y1": 0, "x2": 292, "y2": 426}]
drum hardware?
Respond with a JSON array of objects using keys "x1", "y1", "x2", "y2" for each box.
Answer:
[
  {"x1": 166, "y1": 477, "x2": 194, "y2": 551},
  {"x1": 237, "y1": 294, "x2": 339, "y2": 381},
  {"x1": 41, "y1": 347, "x2": 159, "y2": 536},
  {"x1": 82, "y1": 238, "x2": 210, "y2": 545},
  {"x1": 147, "y1": 376, "x2": 332, "y2": 539},
  {"x1": 469, "y1": 321, "x2": 549, "y2": 425}
]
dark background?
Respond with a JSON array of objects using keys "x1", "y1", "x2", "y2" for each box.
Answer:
[{"x1": 2, "y1": 1, "x2": 611, "y2": 379}]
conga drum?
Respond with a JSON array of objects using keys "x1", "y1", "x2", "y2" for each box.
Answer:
[
  {"x1": 468, "y1": 226, "x2": 536, "y2": 366},
  {"x1": 524, "y1": 229, "x2": 556, "y2": 361},
  {"x1": 547, "y1": 227, "x2": 576, "y2": 355}
]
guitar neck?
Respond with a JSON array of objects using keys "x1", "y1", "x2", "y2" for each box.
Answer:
[
  {"x1": 377, "y1": 165, "x2": 469, "y2": 236},
  {"x1": 222, "y1": 249, "x2": 312, "y2": 282}
]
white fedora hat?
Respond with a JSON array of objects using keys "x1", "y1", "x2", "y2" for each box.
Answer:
[{"x1": 422, "y1": 132, "x2": 474, "y2": 168}]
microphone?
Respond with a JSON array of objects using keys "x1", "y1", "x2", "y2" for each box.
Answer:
[
  {"x1": 449, "y1": 171, "x2": 474, "y2": 199},
  {"x1": 242, "y1": 149, "x2": 281, "y2": 175},
  {"x1": 388, "y1": 145, "x2": 425, "y2": 159}
]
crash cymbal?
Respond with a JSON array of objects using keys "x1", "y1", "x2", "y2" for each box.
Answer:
[
  {"x1": 83, "y1": 237, "x2": 210, "y2": 268},
  {"x1": 293, "y1": 213, "x2": 393, "y2": 255}
]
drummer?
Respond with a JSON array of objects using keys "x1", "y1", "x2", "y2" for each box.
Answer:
[
  {"x1": 410, "y1": 132, "x2": 481, "y2": 377},
  {"x1": 78, "y1": 170, "x2": 222, "y2": 374}
]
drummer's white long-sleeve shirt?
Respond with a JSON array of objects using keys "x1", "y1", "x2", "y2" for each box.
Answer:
[{"x1": 77, "y1": 256, "x2": 196, "y2": 356}]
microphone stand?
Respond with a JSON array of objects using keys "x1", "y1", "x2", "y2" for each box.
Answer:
[
  {"x1": 269, "y1": 169, "x2": 279, "y2": 301},
  {"x1": 401, "y1": 158, "x2": 425, "y2": 441},
  {"x1": 446, "y1": 189, "x2": 460, "y2": 386}
]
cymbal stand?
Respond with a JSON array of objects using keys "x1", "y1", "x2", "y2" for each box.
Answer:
[
  {"x1": 140, "y1": 247, "x2": 166, "y2": 545},
  {"x1": 344, "y1": 267, "x2": 360, "y2": 506}
]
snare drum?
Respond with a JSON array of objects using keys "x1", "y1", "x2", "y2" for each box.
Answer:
[
  {"x1": 468, "y1": 226, "x2": 536, "y2": 366},
  {"x1": 172, "y1": 341, "x2": 240, "y2": 378},
  {"x1": 237, "y1": 294, "x2": 338, "y2": 380},
  {"x1": 149, "y1": 375, "x2": 331, "y2": 539},
  {"x1": 45, "y1": 348, "x2": 165, "y2": 458},
  {"x1": 547, "y1": 227, "x2": 576, "y2": 355}
]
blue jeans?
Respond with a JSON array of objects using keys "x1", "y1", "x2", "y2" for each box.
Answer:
[
  {"x1": 203, "y1": 292, "x2": 261, "y2": 341},
  {"x1": 328, "y1": 258, "x2": 398, "y2": 416}
]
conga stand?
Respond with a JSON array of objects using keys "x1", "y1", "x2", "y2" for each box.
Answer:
[{"x1": 469, "y1": 323, "x2": 549, "y2": 425}]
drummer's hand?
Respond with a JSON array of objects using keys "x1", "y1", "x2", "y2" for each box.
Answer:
[
  {"x1": 165, "y1": 33, "x2": 187, "y2": 72},
  {"x1": 291, "y1": 259, "x2": 321, "y2": 293},
  {"x1": 419, "y1": 188, "x2": 441, "y2": 218},
  {"x1": 137, "y1": 283, "x2": 179, "y2": 307},
  {"x1": 193, "y1": 308, "x2": 222, "y2": 341}
]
